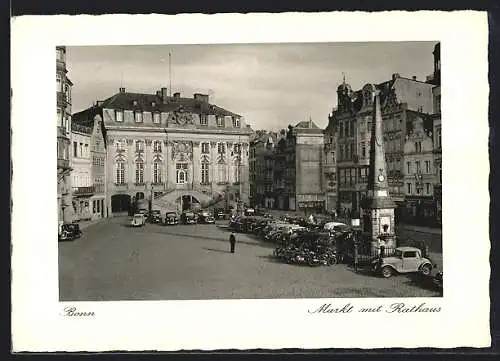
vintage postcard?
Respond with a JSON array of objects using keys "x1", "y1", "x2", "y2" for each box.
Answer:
[{"x1": 11, "y1": 11, "x2": 490, "y2": 351}]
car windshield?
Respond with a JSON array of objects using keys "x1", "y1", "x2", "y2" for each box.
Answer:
[{"x1": 134, "y1": 215, "x2": 143, "y2": 219}]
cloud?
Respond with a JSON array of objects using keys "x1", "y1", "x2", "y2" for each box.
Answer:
[{"x1": 67, "y1": 42, "x2": 437, "y2": 130}]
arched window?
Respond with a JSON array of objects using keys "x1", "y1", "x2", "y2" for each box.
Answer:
[
  {"x1": 176, "y1": 163, "x2": 188, "y2": 184},
  {"x1": 153, "y1": 161, "x2": 162, "y2": 184},
  {"x1": 201, "y1": 160, "x2": 210, "y2": 184},
  {"x1": 218, "y1": 163, "x2": 227, "y2": 183},
  {"x1": 135, "y1": 161, "x2": 144, "y2": 184},
  {"x1": 116, "y1": 162, "x2": 125, "y2": 184}
]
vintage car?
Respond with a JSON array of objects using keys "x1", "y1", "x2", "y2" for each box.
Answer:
[
  {"x1": 214, "y1": 208, "x2": 230, "y2": 221},
  {"x1": 181, "y1": 211, "x2": 198, "y2": 225},
  {"x1": 164, "y1": 211, "x2": 180, "y2": 225},
  {"x1": 197, "y1": 211, "x2": 215, "y2": 224},
  {"x1": 130, "y1": 213, "x2": 146, "y2": 227},
  {"x1": 372, "y1": 246, "x2": 434, "y2": 278},
  {"x1": 149, "y1": 210, "x2": 162, "y2": 224},
  {"x1": 58, "y1": 223, "x2": 82, "y2": 242}
]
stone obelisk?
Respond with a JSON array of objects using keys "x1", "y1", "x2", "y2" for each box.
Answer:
[{"x1": 360, "y1": 89, "x2": 396, "y2": 248}]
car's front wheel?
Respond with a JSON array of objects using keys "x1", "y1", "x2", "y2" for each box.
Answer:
[
  {"x1": 420, "y1": 264, "x2": 432, "y2": 276},
  {"x1": 381, "y1": 266, "x2": 393, "y2": 278}
]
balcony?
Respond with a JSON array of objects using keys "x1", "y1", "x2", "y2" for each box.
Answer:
[
  {"x1": 57, "y1": 126, "x2": 69, "y2": 138},
  {"x1": 72, "y1": 186, "x2": 95, "y2": 196},
  {"x1": 57, "y1": 158, "x2": 70, "y2": 170}
]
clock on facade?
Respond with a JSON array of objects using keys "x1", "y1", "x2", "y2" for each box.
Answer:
[{"x1": 378, "y1": 174, "x2": 385, "y2": 182}]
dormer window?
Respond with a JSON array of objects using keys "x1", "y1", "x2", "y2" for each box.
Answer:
[
  {"x1": 216, "y1": 116, "x2": 224, "y2": 127},
  {"x1": 232, "y1": 116, "x2": 240, "y2": 128},
  {"x1": 152, "y1": 112, "x2": 160, "y2": 124},
  {"x1": 200, "y1": 114, "x2": 208, "y2": 126},
  {"x1": 115, "y1": 110, "x2": 124, "y2": 122},
  {"x1": 135, "y1": 111, "x2": 143, "y2": 123}
]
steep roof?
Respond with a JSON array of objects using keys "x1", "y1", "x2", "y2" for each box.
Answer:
[
  {"x1": 295, "y1": 120, "x2": 320, "y2": 129},
  {"x1": 99, "y1": 91, "x2": 240, "y2": 117}
]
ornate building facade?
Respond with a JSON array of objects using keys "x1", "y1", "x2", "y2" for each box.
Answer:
[
  {"x1": 56, "y1": 46, "x2": 73, "y2": 223},
  {"x1": 73, "y1": 88, "x2": 252, "y2": 216},
  {"x1": 70, "y1": 114, "x2": 107, "y2": 221}
]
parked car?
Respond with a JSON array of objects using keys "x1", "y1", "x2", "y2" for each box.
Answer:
[
  {"x1": 130, "y1": 213, "x2": 147, "y2": 227},
  {"x1": 214, "y1": 208, "x2": 230, "y2": 220},
  {"x1": 138, "y1": 208, "x2": 149, "y2": 218},
  {"x1": 58, "y1": 223, "x2": 82, "y2": 242},
  {"x1": 372, "y1": 246, "x2": 435, "y2": 278},
  {"x1": 149, "y1": 210, "x2": 162, "y2": 224},
  {"x1": 181, "y1": 211, "x2": 198, "y2": 225},
  {"x1": 165, "y1": 211, "x2": 179, "y2": 225},
  {"x1": 197, "y1": 211, "x2": 215, "y2": 224}
]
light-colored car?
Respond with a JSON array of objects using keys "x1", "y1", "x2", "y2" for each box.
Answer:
[
  {"x1": 130, "y1": 214, "x2": 146, "y2": 227},
  {"x1": 373, "y1": 246, "x2": 434, "y2": 278}
]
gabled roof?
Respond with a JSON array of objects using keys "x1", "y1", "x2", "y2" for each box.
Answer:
[
  {"x1": 99, "y1": 91, "x2": 240, "y2": 117},
  {"x1": 295, "y1": 120, "x2": 320, "y2": 129}
]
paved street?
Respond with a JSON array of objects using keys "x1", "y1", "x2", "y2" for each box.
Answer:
[{"x1": 59, "y1": 217, "x2": 442, "y2": 301}]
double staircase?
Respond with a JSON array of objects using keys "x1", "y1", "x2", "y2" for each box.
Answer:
[{"x1": 151, "y1": 188, "x2": 223, "y2": 214}]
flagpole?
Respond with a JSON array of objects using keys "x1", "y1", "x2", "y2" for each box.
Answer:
[{"x1": 169, "y1": 52, "x2": 172, "y2": 97}]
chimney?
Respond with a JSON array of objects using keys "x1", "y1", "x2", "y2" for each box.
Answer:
[
  {"x1": 173, "y1": 92, "x2": 181, "y2": 100},
  {"x1": 161, "y1": 87, "x2": 168, "y2": 104},
  {"x1": 194, "y1": 93, "x2": 209, "y2": 103},
  {"x1": 412, "y1": 76, "x2": 417, "y2": 81},
  {"x1": 391, "y1": 73, "x2": 400, "y2": 80},
  {"x1": 119, "y1": 87, "x2": 126, "y2": 93},
  {"x1": 96, "y1": 100, "x2": 104, "y2": 107},
  {"x1": 156, "y1": 90, "x2": 161, "y2": 97}
]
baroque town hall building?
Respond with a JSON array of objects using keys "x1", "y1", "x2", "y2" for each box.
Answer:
[{"x1": 73, "y1": 87, "x2": 252, "y2": 216}]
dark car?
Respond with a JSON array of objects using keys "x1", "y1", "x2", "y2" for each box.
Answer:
[
  {"x1": 149, "y1": 210, "x2": 162, "y2": 224},
  {"x1": 197, "y1": 211, "x2": 215, "y2": 224},
  {"x1": 58, "y1": 223, "x2": 82, "y2": 242},
  {"x1": 214, "y1": 208, "x2": 230, "y2": 220},
  {"x1": 181, "y1": 211, "x2": 198, "y2": 225},
  {"x1": 165, "y1": 211, "x2": 179, "y2": 225}
]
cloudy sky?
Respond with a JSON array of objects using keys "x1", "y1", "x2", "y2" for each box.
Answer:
[{"x1": 67, "y1": 42, "x2": 436, "y2": 130}]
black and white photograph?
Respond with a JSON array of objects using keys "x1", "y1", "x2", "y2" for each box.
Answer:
[
  {"x1": 58, "y1": 42, "x2": 444, "y2": 301},
  {"x1": 12, "y1": 12, "x2": 490, "y2": 351}
]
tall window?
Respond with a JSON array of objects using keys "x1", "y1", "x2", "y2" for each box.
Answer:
[
  {"x1": 415, "y1": 141, "x2": 422, "y2": 152},
  {"x1": 407, "y1": 183, "x2": 412, "y2": 195},
  {"x1": 176, "y1": 163, "x2": 188, "y2": 184},
  {"x1": 350, "y1": 143, "x2": 355, "y2": 159},
  {"x1": 115, "y1": 110, "x2": 124, "y2": 122},
  {"x1": 136, "y1": 140, "x2": 144, "y2": 153},
  {"x1": 339, "y1": 122, "x2": 344, "y2": 138},
  {"x1": 84, "y1": 144, "x2": 89, "y2": 158},
  {"x1": 406, "y1": 162, "x2": 411, "y2": 174},
  {"x1": 153, "y1": 112, "x2": 161, "y2": 124},
  {"x1": 415, "y1": 161, "x2": 421, "y2": 173},
  {"x1": 425, "y1": 160, "x2": 430, "y2": 173},
  {"x1": 438, "y1": 164, "x2": 442, "y2": 184},
  {"x1": 425, "y1": 183, "x2": 431, "y2": 194},
  {"x1": 201, "y1": 161, "x2": 209, "y2": 184},
  {"x1": 339, "y1": 144, "x2": 344, "y2": 161},
  {"x1": 153, "y1": 161, "x2": 162, "y2": 183},
  {"x1": 234, "y1": 163, "x2": 240, "y2": 183},
  {"x1": 73, "y1": 141, "x2": 78, "y2": 157},
  {"x1": 200, "y1": 114, "x2": 208, "y2": 126},
  {"x1": 79, "y1": 143, "x2": 83, "y2": 157},
  {"x1": 201, "y1": 142, "x2": 209, "y2": 154},
  {"x1": 350, "y1": 121, "x2": 355, "y2": 137},
  {"x1": 216, "y1": 116, "x2": 224, "y2": 127},
  {"x1": 135, "y1": 111, "x2": 143, "y2": 123},
  {"x1": 153, "y1": 140, "x2": 162, "y2": 152},
  {"x1": 218, "y1": 163, "x2": 227, "y2": 183},
  {"x1": 116, "y1": 162, "x2": 125, "y2": 184},
  {"x1": 56, "y1": 74, "x2": 62, "y2": 92},
  {"x1": 437, "y1": 128, "x2": 442, "y2": 149},
  {"x1": 135, "y1": 161, "x2": 144, "y2": 184},
  {"x1": 361, "y1": 143, "x2": 366, "y2": 159},
  {"x1": 217, "y1": 142, "x2": 226, "y2": 154},
  {"x1": 345, "y1": 122, "x2": 349, "y2": 138},
  {"x1": 233, "y1": 144, "x2": 241, "y2": 155}
]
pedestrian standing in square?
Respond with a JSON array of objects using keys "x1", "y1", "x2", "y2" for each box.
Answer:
[{"x1": 229, "y1": 233, "x2": 236, "y2": 253}]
